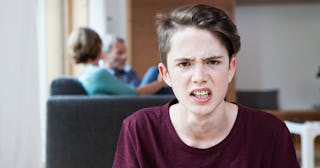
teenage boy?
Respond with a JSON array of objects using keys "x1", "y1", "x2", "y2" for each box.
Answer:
[{"x1": 113, "y1": 4, "x2": 299, "y2": 168}]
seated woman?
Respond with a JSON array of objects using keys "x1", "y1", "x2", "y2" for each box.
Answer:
[{"x1": 67, "y1": 27, "x2": 166, "y2": 95}]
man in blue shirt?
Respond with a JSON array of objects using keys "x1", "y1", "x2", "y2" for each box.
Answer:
[
  {"x1": 101, "y1": 35, "x2": 172, "y2": 94},
  {"x1": 101, "y1": 35, "x2": 141, "y2": 87}
]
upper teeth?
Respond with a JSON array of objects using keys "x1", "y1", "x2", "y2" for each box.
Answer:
[{"x1": 193, "y1": 91, "x2": 208, "y2": 96}]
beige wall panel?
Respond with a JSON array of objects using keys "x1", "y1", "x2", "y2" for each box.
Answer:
[
  {"x1": 46, "y1": 0, "x2": 64, "y2": 96},
  {"x1": 70, "y1": 0, "x2": 88, "y2": 76}
]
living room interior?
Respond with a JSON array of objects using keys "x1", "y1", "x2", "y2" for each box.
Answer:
[{"x1": 1, "y1": 0, "x2": 320, "y2": 167}]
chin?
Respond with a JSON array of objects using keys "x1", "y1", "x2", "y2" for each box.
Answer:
[{"x1": 182, "y1": 103, "x2": 215, "y2": 115}]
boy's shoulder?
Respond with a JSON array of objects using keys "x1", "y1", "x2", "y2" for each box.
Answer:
[{"x1": 238, "y1": 103, "x2": 286, "y2": 131}]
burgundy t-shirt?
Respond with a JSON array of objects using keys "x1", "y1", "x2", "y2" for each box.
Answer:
[{"x1": 113, "y1": 99, "x2": 299, "y2": 168}]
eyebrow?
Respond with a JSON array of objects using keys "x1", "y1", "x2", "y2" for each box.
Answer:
[
  {"x1": 205, "y1": 56, "x2": 223, "y2": 60},
  {"x1": 173, "y1": 56, "x2": 223, "y2": 62}
]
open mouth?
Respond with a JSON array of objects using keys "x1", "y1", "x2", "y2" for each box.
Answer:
[{"x1": 191, "y1": 90, "x2": 211, "y2": 99}]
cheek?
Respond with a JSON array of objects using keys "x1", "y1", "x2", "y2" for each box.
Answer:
[
  {"x1": 212, "y1": 69, "x2": 231, "y2": 85},
  {"x1": 167, "y1": 69, "x2": 186, "y2": 85},
  {"x1": 223, "y1": 70, "x2": 232, "y2": 82}
]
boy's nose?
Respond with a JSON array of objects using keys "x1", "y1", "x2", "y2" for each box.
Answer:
[{"x1": 191, "y1": 65, "x2": 208, "y2": 84}]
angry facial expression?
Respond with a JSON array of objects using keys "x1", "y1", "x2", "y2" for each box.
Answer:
[{"x1": 158, "y1": 27, "x2": 236, "y2": 116}]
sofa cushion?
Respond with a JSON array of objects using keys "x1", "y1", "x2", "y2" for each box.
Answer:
[{"x1": 50, "y1": 77, "x2": 87, "y2": 95}]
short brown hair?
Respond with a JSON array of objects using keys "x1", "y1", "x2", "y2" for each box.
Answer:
[
  {"x1": 68, "y1": 27, "x2": 102, "y2": 64},
  {"x1": 156, "y1": 4, "x2": 241, "y2": 66}
]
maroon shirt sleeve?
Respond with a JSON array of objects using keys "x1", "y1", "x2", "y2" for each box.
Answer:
[{"x1": 270, "y1": 121, "x2": 300, "y2": 167}]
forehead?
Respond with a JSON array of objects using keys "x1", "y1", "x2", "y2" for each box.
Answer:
[
  {"x1": 168, "y1": 27, "x2": 228, "y2": 59},
  {"x1": 112, "y1": 41, "x2": 125, "y2": 49}
]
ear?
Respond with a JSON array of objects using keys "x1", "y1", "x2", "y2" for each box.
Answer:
[
  {"x1": 158, "y1": 62, "x2": 172, "y2": 87},
  {"x1": 228, "y1": 57, "x2": 237, "y2": 83}
]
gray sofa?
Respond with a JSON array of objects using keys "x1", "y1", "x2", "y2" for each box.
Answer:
[{"x1": 46, "y1": 77, "x2": 175, "y2": 168}]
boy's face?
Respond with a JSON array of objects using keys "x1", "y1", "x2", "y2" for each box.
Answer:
[{"x1": 158, "y1": 27, "x2": 236, "y2": 115}]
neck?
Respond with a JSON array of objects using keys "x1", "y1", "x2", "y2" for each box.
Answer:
[
  {"x1": 87, "y1": 59, "x2": 99, "y2": 66},
  {"x1": 170, "y1": 101, "x2": 238, "y2": 149},
  {"x1": 186, "y1": 103, "x2": 227, "y2": 138}
]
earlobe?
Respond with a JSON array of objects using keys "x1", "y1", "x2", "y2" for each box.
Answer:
[{"x1": 158, "y1": 63, "x2": 172, "y2": 87}]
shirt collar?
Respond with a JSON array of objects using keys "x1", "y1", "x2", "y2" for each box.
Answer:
[{"x1": 106, "y1": 65, "x2": 132, "y2": 75}]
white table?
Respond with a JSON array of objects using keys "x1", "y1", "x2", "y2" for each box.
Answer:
[{"x1": 285, "y1": 121, "x2": 320, "y2": 168}]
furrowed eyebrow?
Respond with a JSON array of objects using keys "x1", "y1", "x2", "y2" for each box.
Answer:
[
  {"x1": 173, "y1": 58, "x2": 194, "y2": 62},
  {"x1": 173, "y1": 56, "x2": 223, "y2": 62},
  {"x1": 204, "y1": 56, "x2": 223, "y2": 60}
]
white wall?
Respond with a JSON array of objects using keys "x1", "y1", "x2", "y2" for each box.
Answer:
[
  {"x1": 105, "y1": 0, "x2": 127, "y2": 39},
  {"x1": 0, "y1": 0, "x2": 42, "y2": 167},
  {"x1": 236, "y1": 4, "x2": 320, "y2": 110},
  {"x1": 88, "y1": 0, "x2": 127, "y2": 40},
  {"x1": 89, "y1": 0, "x2": 107, "y2": 38}
]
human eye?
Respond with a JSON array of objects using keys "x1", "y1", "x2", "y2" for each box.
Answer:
[
  {"x1": 178, "y1": 62, "x2": 191, "y2": 67},
  {"x1": 207, "y1": 59, "x2": 220, "y2": 65}
]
